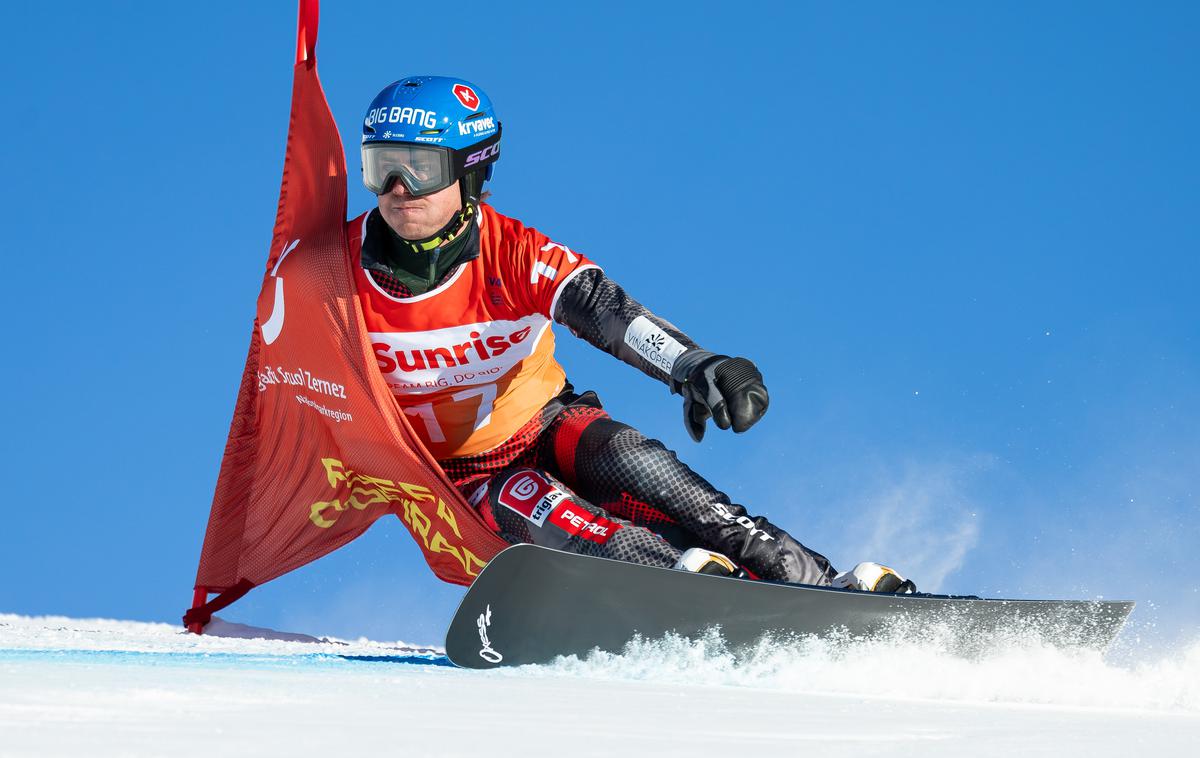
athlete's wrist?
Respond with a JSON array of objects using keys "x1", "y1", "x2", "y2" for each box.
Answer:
[{"x1": 669, "y1": 349, "x2": 718, "y2": 395}]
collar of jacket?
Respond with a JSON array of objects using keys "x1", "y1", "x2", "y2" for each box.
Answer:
[{"x1": 360, "y1": 205, "x2": 480, "y2": 295}]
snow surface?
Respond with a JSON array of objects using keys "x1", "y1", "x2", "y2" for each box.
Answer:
[{"x1": 1, "y1": 613, "x2": 1198, "y2": 757}]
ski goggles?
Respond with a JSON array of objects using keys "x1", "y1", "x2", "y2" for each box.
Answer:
[
  {"x1": 362, "y1": 143, "x2": 454, "y2": 196},
  {"x1": 362, "y1": 129, "x2": 502, "y2": 197}
]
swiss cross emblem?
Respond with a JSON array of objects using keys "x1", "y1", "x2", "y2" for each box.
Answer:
[{"x1": 453, "y1": 83, "x2": 480, "y2": 110}]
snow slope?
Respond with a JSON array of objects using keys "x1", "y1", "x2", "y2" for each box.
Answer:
[{"x1": 1, "y1": 613, "x2": 1197, "y2": 757}]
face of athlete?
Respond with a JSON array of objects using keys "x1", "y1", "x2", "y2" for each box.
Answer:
[{"x1": 377, "y1": 179, "x2": 462, "y2": 241}]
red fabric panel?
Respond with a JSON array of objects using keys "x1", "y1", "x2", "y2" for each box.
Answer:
[
  {"x1": 188, "y1": 1, "x2": 506, "y2": 624},
  {"x1": 552, "y1": 408, "x2": 604, "y2": 485},
  {"x1": 546, "y1": 504, "x2": 623, "y2": 545},
  {"x1": 610, "y1": 491, "x2": 678, "y2": 526}
]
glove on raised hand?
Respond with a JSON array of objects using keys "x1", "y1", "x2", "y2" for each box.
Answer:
[{"x1": 670, "y1": 350, "x2": 769, "y2": 442}]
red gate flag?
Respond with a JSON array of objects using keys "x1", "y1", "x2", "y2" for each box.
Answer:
[{"x1": 184, "y1": 0, "x2": 507, "y2": 631}]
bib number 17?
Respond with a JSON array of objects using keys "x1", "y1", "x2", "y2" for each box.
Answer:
[{"x1": 402, "y1": 384, "x2": 497, "y2": 444}]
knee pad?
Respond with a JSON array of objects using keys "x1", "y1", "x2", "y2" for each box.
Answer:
[{"x1": 485, "y1": 468, "x2": 569, "y2": 543}]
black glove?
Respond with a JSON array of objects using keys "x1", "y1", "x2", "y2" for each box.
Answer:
[{"x1": 670, "y1": 351, "x2": 769, "y2": 442}]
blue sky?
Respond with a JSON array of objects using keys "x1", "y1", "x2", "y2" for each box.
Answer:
[{"x1": 0, "y1": 1, "x2": 1195, "y2": 646}]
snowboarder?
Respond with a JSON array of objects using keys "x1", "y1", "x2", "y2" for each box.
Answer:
[{"x1": 354, "y1": 76, "x2": 912, "y2": 592}]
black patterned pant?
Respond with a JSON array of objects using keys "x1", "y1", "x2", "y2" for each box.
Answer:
[{"x1": 440, "y1": 391, "x2": 836, "y2": 585}]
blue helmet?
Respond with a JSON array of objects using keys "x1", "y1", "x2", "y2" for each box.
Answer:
[{"x1": 361, "y1": 76, "x2": 501, "y2": 204}]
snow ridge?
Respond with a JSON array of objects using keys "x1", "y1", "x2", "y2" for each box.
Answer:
[
  {"x1": 540, "y1": 626, "x2": 1200, "y2": 713},
  {"x1": 2, "y1": 613, "x2": 1198, "y2": 757}
]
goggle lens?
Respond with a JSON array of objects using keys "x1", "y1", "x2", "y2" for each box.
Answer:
[{"x1": 362, "y1": 143, "x2": 453, "y2": 196}]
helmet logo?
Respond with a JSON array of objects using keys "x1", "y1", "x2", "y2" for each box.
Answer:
[
  {"x1": 453, "y1": 84, "x2": 480, "y2": 110},
  {"x1": 464, "y1": 142, "x2": 500, "y2": 167}
]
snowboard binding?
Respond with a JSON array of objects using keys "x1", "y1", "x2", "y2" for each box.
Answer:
[{"x1": 833, "y1": 562, "x2": 917, "y2": 593}]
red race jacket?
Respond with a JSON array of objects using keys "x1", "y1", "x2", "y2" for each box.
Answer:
[
  {"x1": 353, "y1": 206, "x2": 598, "y2": 459},
  {"x1": 185, "y1": 0, "x2": 507, "y2": 630}
]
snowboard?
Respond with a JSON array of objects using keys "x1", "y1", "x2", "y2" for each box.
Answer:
[{"x1": 444, "y1": 544, "x2": 1134, "y2": 669}]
